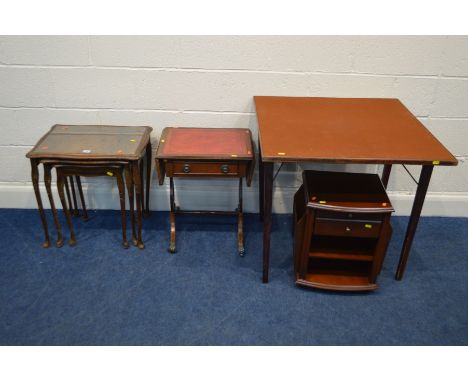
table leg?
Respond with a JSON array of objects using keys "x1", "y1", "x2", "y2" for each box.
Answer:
[
  {"x1": 116, "y1": 169, "x2": 129, "y2": 249},
  {"x1": 57, "y1": 172, "x2": 76, "y2": 246},
  {"x1": 237, "y1": 177, "x2": 245, "y2": 257},
  {"x1": 64, "y1": 177, "x2": 73, "y2": 216},
  {"x1": 124, "y1": 163, "x2": 137, "y2": 246},
  {"x1": 132, "y1": 160, "x2": 145, "y2": 249},
  {"x1": 139, "y1": 158, "x2": 145, "y2": 214},
  {"x1": 69, "y1": 176, "x2": 79, "y2": 217},
  {"x1": 75, "y1": 176, "x2": 88, "y2": 221},
  {"x1": 144, "y1": 141, "x2": 152, "y2": 217},
  {"x1": 169, "y1": 177, "x2": 176, "y2": 253},
  {"x1": 44, "y1": 164, "x2": 64, "y2": 248},
  {"x1": 258, "y1": 140, "x2": 264, "y2": 221},
  {"x1": 30, "y1": 159, "x2": 50, "y2": 248},
  {"x1": 262, "y1": 162, "x2": 274, "y2": 283},
  {"x1": 395, "y1": 165, "x2": 434, "y2": 280},
  {"x1": 381, "y1": 164, "x2": 392, "y2": 189}
]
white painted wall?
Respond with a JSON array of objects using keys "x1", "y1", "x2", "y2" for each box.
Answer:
[{"x1": 0, "y1": 36, "x2": 467, "y2": 215}]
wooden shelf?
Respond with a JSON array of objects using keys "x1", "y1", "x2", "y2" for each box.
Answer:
[
  {"x1": 309, "y1": 236, "x2": 376, "y2": 262},
  {"x1": 296, "y1": 258, "x2": 377, "y2": 291}
]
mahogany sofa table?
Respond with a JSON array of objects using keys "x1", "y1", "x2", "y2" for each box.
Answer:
[
  {"x1": 26, "y1": 124, "x2": 153, "y2": 249},
  {"x1": 255, "y1": 96, "x2": 458, "y2": 283},
  {"x1": 155, "y1": 127, "x2": 255, "y2": 255}
]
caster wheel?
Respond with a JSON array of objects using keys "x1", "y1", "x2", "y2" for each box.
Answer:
[
  {"x1": 56, "y1": 239, "x2": 64, "y2": 248},
  {"x1": 168, "y1": 244, "x2": 176, "y2": 254},
  {"x1": 122, "y1": 241, "x2": 129, "y2": 249},
  {"x1": 238, "y1": 248, "x2": 245, "y2": 257},
  {"x1": 137, "y1": 242, "x2": 145, "y2": 250},
  {"x1": 132, "y1": 238, "x2": 138, "y2": 246},
  {"x1": 68, "y1": 238, "x2": 77, "y2": 247},
  {"x1": 42, "y1": 240, "x2": 51, "y2": 249}
]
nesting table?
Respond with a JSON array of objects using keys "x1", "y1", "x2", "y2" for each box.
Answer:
[
  {"x1": 26, "y1": 124, "x2": 153, "y2": 249},
  {"x1": 155, "y1": 127, "x2": 255, "y2": 255},
  {"x1": 255, "y1": 96, "x2": 458, "y2": 283}
]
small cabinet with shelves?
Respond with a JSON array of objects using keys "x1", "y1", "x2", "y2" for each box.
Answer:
[{"x1": 293, "y1": 170, "x2": 394, "y2": 291}]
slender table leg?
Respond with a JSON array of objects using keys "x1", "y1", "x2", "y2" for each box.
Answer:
[
  {"x1": 44, "y1": 164, "x2": 64, "y2": 248},
  {"x1": 69, "y1": 176, "x2": 79, "y2": 217},
  {"x1": 144, "y1": 141, "x2": 152, "y2": 217},
  {"x1": 57, "y1": 172, "x2": 76, "y2": 246},
  {"x1": 124, "y1": 163, "x2": 137, "y2": 246},
  {"x1": 75, "y1": 176, "x2": 88, "y2": 221},
  {"x1": 132, "y1": 160, "x2": 144, "y2": 249},
  {"x1": 381, "y1": 164, "x2": 392, "y2": 189},
  {"x1": 237, "y1": 177, "x2": 245, "y2": 257},
  {"x1": 258, "y1": 139, "x2": 264, "y2": 221},
  {"x1": 30, "y1": 159, "x2": 51, "y2": 248},
  {"x1": 169, "y1": 177, "x2": 176, "y2": 253},
  {"x1": 116, "y1": 169, "x2": 129, "y2": 249},
  {"x1": 262, "y1": 162, "x2": 274, "y2": 283},
  {"x1": 64, "y1": 177, "x2": 73, "y2": 216},
  {"x1": 139, "y1": 158, "x2": 145, "y2": 214},
  {"x1": 395, "y1": 165, "x2": 434, "y2": 280}
]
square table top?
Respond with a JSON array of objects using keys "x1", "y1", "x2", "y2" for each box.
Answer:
[
  {"x1": 27, "y1": 124, "x2": 152, "y2": 161},
  {"x1": 254, "y1": 96, "x2": 457, "y2": 166},
  {"x1": 156, "y1": 127, "x2": 254, "y2": 160}
]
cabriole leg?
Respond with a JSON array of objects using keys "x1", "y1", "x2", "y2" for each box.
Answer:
[
  {"x1": 125, "y1": 163, "x2": 137, "y2": 246},
  {"x1": 44, "y1": 164, "x2": 64, "y2": 248},
  {"x1": 57, "y1": 172, "x2": 76, "y2": 246},
  {"x1": 116, "y1": 169, "x2": 129, "y2": 249},
  {"x1": 30, "y1": 159, "x2": 50, "y2": 248}
]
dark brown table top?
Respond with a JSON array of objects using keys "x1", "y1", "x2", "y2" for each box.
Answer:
[
  {"x1": 254, "y1": 96, "x2": 458, "y2": 166},
  {"x1": 27, "y1": 124, "x2": 152, "y2": 161},
  {"x1": 156, "y1": 127, "x2": 253, "y2": 160}
]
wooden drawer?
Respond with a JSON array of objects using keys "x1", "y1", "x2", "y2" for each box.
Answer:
[
  {"x1": 316, "y1": 210, "x2": 383, "y2": 223},
  {"x1": 168, "y1": 161, "x2": 241, "y2": 176},
  {"x1": 314, "y1": 218, "x2": 381, "y2": 238}
]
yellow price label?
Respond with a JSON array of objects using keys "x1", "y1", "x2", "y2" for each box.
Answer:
[
  {"x1": 106, "y1": 171, "x2": 113, "y2": 176},
  {"x1": 319, "y1": 201, "x2": 326, "y2": 204},
  {"x1": 432, "y1": 160, "x2": 440, "y2": 165},
  {"x1": 130, "y1": 139, "x2": 136, "y2": 143},
  {"x1": 365, "y1": 224, "x2": 372, "y2": 229}
]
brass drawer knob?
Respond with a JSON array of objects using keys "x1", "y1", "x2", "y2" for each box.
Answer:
[
  {"x1": 183, "y1": 164, "x2": 191, "y2": 173},
  {"x1": 220, "y1": 164, "x2": 229, "y2": 174},
  {"x1": 345, "y1": 226, "x2": 351, "y2": 232}
]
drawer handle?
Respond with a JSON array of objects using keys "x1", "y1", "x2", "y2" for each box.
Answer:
[
  {"x1": 345, "y1": 227, "x2": 351, "y2": 232},
  {"x1": 183, "y1": 164, "x2": 191, "y2": 173},
  {"x1": 220, "y1": 164, "x2": 229, "y2": 174}
]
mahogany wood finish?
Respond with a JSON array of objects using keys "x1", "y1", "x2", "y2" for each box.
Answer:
[
  {"x1": 156, "y1": 127, "x2": 255, "y2": 256},
  {"x1": 294, "y1": 170, "x2": 394, "y2": 291},
  {"x1": 26, "y1": 125, "x2": 153, "y2": 249},
  {"x1": 255, "y1": 96, "x2": 458, "y2": 283},
  {"x1": 55, "y1": 164, "x2": 129, "y2": 248}
]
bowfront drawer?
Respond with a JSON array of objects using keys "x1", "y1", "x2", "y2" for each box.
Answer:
[
  {"x1": 316, "y1": 210, "x2": 384, "y2": 223},
  {"x1": 314, "y1": 218, "x2": 381, "y2": 238},
  {"x1": 168, "y1": 161, "x2": 240, "y2": 176}
]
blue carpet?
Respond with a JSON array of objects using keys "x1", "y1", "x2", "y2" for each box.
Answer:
[{"x1": 0, "y1": 209, "x2": 467, "y2": 345}]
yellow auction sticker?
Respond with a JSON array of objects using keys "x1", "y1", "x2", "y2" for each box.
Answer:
[
  {"x1": 365, "y1": 224, "x2": 372, "y2": 229},
  {"x1": 106, "y1": 172, "x2": 113, "y2": 176},
  {"x1": 432, "y1": 160, "x2": 440, "y2": 165},
  {"x1": 319, "y1": 201, "x2": 326, "y2": 204}
]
